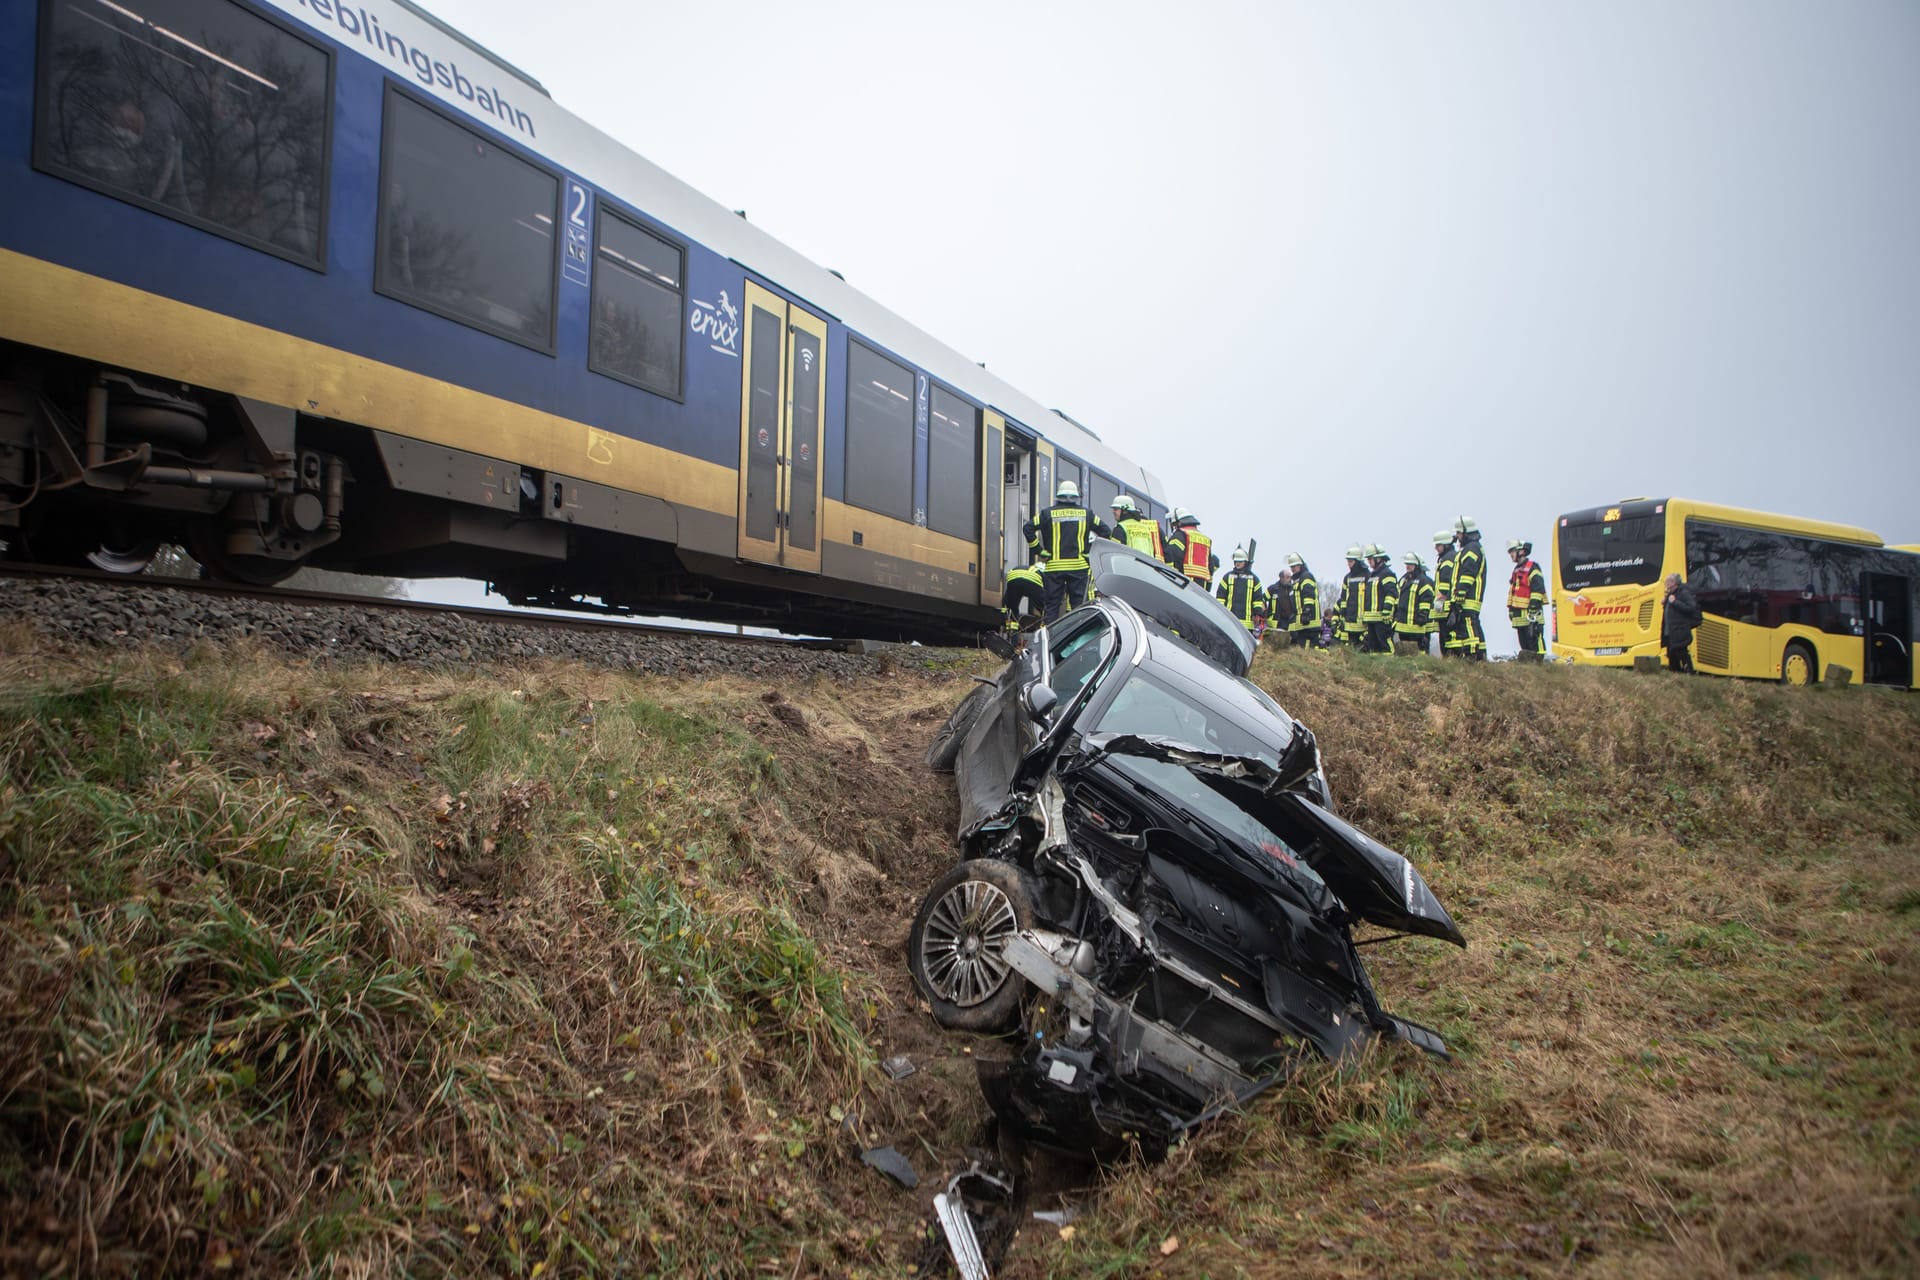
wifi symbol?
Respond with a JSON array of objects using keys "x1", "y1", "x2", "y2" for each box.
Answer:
[{"x1": 800, "y1": 348, "x2": 815, "y2": 372}]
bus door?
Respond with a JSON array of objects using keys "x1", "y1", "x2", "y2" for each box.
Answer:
[
  {"x1": 737, "y1": 281, "x2": 826, "y2": 573},
  {"x1": 1863, "y1": 573, "x2": 1912, "y2": 686}
]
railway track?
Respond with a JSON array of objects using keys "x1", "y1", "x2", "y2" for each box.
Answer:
[
  {"x1": 0, "y1": 561, "x2": 968, "y2": 681},
  {"x1": 0, "y1": 560, "x2": 867, "y2": 653}
]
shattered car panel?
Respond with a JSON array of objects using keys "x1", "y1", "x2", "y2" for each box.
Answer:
[
  {"x1": 1084, "y1": 539, "x2": 1256, "y2": 677},
  {"x1": 913, "y1": 599, "x2": 1463, "y2": 1154}
]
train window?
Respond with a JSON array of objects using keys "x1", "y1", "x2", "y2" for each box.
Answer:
[
  {"x1": 926, "y1": 386, "x2": 979, "y2": 540},
  {"x1": 376, "y1": 87, "x2": 557, "y2": 352},
  {"x1": 590, "y1": 208, "x2": 684, "y2": 397},
  {"x1": 1088, "y1": 472, "x2": 1121, "y2": 517},
  {"x1": 1056, "y1": 457, "x2": 1083, "y2": 506},
  {"x1": 845, "y1": 341, "x2": 914, "y2": 523},
  {"x1": 32, "y1": 0, "x2": 331, "y2": 268}
]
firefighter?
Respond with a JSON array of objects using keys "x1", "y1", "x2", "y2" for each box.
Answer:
[
  {"x1": 1363, "y1": 543, "x2": 1399, "y2": 653},
  {"x1": 1431, "y1": 529, "x2": 1460, "y2": 657},
  {"x1": 1215, "y1": 547, "x2": 1268, "y2": 633},
  {"x1": 1022, "y1": 479, "x2": 1109, "y2": 622},
  {"x1": 1450, "y1": 516, "x2": 1488, "y2": 659},
  {"x1": 1163, "y1": 508, "x2": 1218, "y2": 588},
  {"x1": 1110, "y1": 495, "x2": 1164, "y2": 560},
  {"x1": 1284, "y1": 554, "x2": 1323, "y2": 648},
  {"x1": 1336, "y1": 545, "x2": 1369, "y2": 647},
  {"x1": 1265, "y1": 562, "x2": 1297, "y2": 644},
  {"x1": 1507, "y1": 538, "x2": 1548, "y2": 661},
  {"x1": 1394, "y1": 552, "x2": 1437, "y2": 655},
  {"x1": 1001, "y1": 557, "x2": 1044, "y2": 637}
]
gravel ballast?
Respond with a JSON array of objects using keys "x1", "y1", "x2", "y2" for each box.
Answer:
[{"x1": 1, "y1": 576, "x2": 969, "y2": 680}]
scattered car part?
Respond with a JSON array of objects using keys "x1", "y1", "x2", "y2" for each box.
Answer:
[
  {"x1": 932, "y1": 1161, "x2": 1015, "y2": 1280},
  {"x1": 859, "y1": 1145, "x2": 918, "y2": 1189}
]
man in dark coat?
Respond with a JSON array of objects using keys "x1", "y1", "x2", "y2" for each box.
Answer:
[{"x1": 1662, "y1": 572, "x2": 1702, "y2": 673}]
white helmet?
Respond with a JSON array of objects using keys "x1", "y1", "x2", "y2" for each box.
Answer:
[
  {"x1": 1404, "y1": 551, "x2": 1426, "y2": 569},
  {"x1": 1056, "y1": 479, "x2": 1079, "y2": 501},
  {"x1": 1231, "y1": 546, "x2": 1248, "y2": 563},
  {"x1": 1284, "y1": 553, "x2": 1304, "y2": 569},
  {"x1": 1111, "y1": 494, "x2": 1136, "y2": 514},
  {"x1": 1454, "y1": 516, "x2": 1478, "y2": 536},
  {"x1": 1432, "y1": 529, "x2": 1454, "y2": 547}
]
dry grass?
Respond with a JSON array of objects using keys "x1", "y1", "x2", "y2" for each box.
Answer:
[
  {"x1": 0, "y1": 633, "x2": 1913, "y2": 1277},
  {"x1": 1030, "y1": 647, "x2": 1918, "y2": 1278}
]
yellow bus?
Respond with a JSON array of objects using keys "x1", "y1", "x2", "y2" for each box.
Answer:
[{"x1": 1551, "y1": 499, "x2": 1919, "y2": 688}]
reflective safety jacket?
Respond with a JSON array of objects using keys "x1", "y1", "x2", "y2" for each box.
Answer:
[
  {"x1": 1166, "y1": 527, "x2": 1217, "y2": 586},
  {"x1": 1287, "y1": 569, "x2": 1321, "y2": 633},
  {"x1": 1452, "y1": 535, "x2": 1487, "y2": 613},
  {"x1": 1394, "y1": 568, "x2": 1436, "y2": 635},
  {"x1": 1116, "y1": 516, "x2": 1164, "y2": 561},
  {"x1": 1508, "y1": 558, "x2": 1547, "y2": 622},
  {"x1": 1001, "y1": 564, "x2": 1044, "y2": 625},
  {"x1": 1338, "y1": 564, "x2": 1369, "y2": 631},
  {"x1": 1433, "y1": 546, "x2": 1457, "y2": 612},
  {"x1": 1023, "y1": 504, "x2": 1108, "y2": 573},
  {"x1": 1362, "y1": 563, "x2": 1399, "y2": 623},
  {"x1": 1215, "y1": 569, "x2": 1269, "y2": 630}
]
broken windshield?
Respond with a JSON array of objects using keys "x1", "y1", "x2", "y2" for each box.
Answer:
[{"x1": 1090, "y1": 670, "x2": 1276, "y2": 765}]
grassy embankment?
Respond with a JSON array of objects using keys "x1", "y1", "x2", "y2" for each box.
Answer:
[{"x1": 0, "y1": 625, "x2": 1914, "y2": 1277}]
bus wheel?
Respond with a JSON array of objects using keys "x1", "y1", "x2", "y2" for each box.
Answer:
[{"x1": 1781, "y1": 641, "x2": 1816, "y2": 687}]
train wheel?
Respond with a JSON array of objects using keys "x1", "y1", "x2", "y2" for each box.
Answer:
[
  {"x1": 15, "y1": 518, "x2": 159, "y2": 574},
  {"x1": 1780, "y1": 641, "x2": 1817, "y2": 687},
  {"x1": 188, "y1": 522, "x2": 304, "y2": 587}
]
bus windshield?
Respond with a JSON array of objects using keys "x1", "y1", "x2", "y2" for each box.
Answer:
[{"x1": 1559, "y1": 514, "x2": 1665, "y2": 590}]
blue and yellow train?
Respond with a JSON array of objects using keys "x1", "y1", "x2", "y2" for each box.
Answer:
[{"x1": 0, "y1": 0, "x2": 1164, "y2": 641}]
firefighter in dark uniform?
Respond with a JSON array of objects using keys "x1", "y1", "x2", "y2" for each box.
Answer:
[
  {"x1": 1431, "y1": 529, "x2": 1460, "y2": 657},
  {"x1": 1506, "y1": 538, "x2": 1549, "y2": 661},
  {"x1": 1001, "y1": 558, "x2": 1045, "y2": 637},
  {"x1": 1363, "y1": 543, "x2": 1399, "y2": 653},
  {"x1": 1265, "y1": 563, "x2": 1296, "y2": 644},
  {"x1": 1393, "y1": 551, "x2": 1437, "y2": 655},
  {"x1": 1215, "y1": 547, "x2": 1268, "y2": 633},
  {"x1": 1450, "y1": 517, "x2": 1489, "y2": 659},
  {"x1": 1022, "y1": 479, "x2": 1108, "y2": 622},
  {"x1": 1284, "y1": 554, "x2": 1323, "y2": 648},
  {"x1": 1163, "y1": 508, "x2": 1219, "y2": 588},
  {"x1": 1336, "y1": 545, "x2": 1369, "y2": 648}
]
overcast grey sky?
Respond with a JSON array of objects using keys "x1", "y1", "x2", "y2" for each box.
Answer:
[{"x1": 436, "y1": 0, "x2": 1918, "y2": 650}]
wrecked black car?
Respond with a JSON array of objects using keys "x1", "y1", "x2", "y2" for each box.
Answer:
[
  {"x1": 912, "y1": 598, "x2": 1463, "y2": 1155},
  {"x1": 1078, "y1": 538, "x2": 1256, "y2": 677}
]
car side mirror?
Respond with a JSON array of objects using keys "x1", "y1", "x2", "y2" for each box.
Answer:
[{"x1": 1024, "y1": 683, "x2": 1060, "y2": 721}]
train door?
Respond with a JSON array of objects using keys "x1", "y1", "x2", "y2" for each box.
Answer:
[
  {"x1": 1863, "y1": 572, "x2": 1912, "y2": 686},
  {"x1": 1002, "y1": 429, "x2": 1034, "y2": 580},
  {"x1": 1032, "y1": 438, "x2": 1054, "y2": 531},
  {"x1": 980, "y1": 411, "x2": 1006, "y2": 606},
  {"x1": 737, "y1": 281, "x2": 826, "y2": 573}
]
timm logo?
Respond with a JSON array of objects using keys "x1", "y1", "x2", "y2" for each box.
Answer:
[{"x1": 1570, "y1": 593, "x2": 1632, "y2": 619}]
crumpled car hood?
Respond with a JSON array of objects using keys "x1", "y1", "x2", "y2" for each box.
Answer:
[{"x1": 1074, "y1": 733, "x2": 1467, "y2": 948}]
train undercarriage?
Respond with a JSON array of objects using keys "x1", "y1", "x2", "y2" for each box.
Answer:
[{"x1": 0, "y1": 346, "x2": 989, "y2": 645}]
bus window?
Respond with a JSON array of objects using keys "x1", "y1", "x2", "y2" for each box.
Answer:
[{"x1": 1558, "y1": 513, "x2": 1664, "y2": 590}]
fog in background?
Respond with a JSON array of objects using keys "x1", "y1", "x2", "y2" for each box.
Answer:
[{"x1": 434, "y1": 0, "x2": 1919, "y2": 652}]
